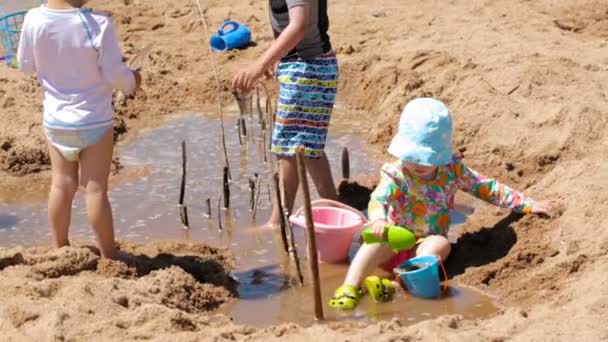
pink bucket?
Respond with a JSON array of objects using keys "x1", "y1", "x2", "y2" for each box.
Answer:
[{"x1": 289, "y1": 199, "x2": 367, "y2": 263}]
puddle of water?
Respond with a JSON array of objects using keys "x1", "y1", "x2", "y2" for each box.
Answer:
[
  {"x1": 222, "y1": 255, "x2": 496, "y2": 327},
  {"x1": 0, "y1": 111, "x2": 497, "y2": 327}
]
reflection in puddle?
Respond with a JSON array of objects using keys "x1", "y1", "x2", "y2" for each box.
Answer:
[{"x1": 0, "y1": 112, "x2": 497, "y2": 327}]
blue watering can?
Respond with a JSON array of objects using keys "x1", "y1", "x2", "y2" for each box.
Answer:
[
  {"x1": 396, "y1": 255, "x2": 442, "y2": 298},
  {"x1": 210, "y1": 20, "x2": 251, "y2": 52}
]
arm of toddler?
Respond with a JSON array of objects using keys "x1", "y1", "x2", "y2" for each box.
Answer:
[
  {"x1": 17, "y1": 13, "x2": 36, "y2": 74},
  {"x1": 98, "y1": 20, "x2": 136, "y2": 94},
  {"x1": 455, "y1": 159, "x2": 535, "y2": 214},
  {"x1": 367, "y1": 168, "x2": 400, "y2": 224}
]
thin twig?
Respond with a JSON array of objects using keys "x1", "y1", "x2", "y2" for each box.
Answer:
[
  {"x1": 296, "y1": 146, "x2": 323, "y2": 320},
  {"x1": 179, "y1": 205, "x2": 189, "y2": 229},
  {"x1": 191, "y1": 0, "x2": 232, "y2": 178},
  {"x1": 279, "y1": 167, "x2": 304, "y2": 286},
  {"x1": 341, "y1": 147, "x2": 350, "y2": 180},
  {"x1": 272, "y1": 172, "x2": 289, "y2": 254},
  {"x1": 179, "y1": 141, "x2": 189, "y2": 229},
  {"x1": 205, "y1": 198, "x2": 211, "y2": 218},
  {"x1": 240, "y1": 117, "x2": 247, "y2": 137},
  {"x1": 252, "y1": 175, "x2": 263, "y2": 221},
  {"x1": 179, "y1": 141, "x2": 187, "y2": 205},
  {"x1": 217, "y1": 196, "x2": 223, "y2": 231},
  {"x1": 256, "y1": 86, "x2": 263, "y2": 125},
  {"x1": 223, "y1": 166, "x2": 230, "y2": 209},
  {"x1": 249, "y1": 177, "x2": 256, "y2": 211},
  {"x1": 237, "y1": 120, "x2": 243, "y2": 146}
]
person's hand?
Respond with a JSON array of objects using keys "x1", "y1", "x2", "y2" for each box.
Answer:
[
  {"x1": 132, "y1": 69, "x2": 142, "y2": 92},
  {"x1": 371, "y1": 219, "x2": 389, "y2": 240},
  {"x1": 531, "y1": 200, "x2": 562, "y2": 217},
  {"x1": 232, "y1": 61, "x2": 270, "y2": 94}
]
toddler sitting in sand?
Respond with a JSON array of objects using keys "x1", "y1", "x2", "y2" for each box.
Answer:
[
  {"x1": 17, "y1": 0, "x2": 141, "y2": 259},
  {"x1": 329, "y1": 98, "x2": 559, "y2": 309}
]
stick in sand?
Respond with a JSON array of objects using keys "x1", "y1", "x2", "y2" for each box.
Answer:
[
  {"x1": 267, "y1": 183, "x2": 272, "y2": 203},
  {"x1": 265, "y1": 94, "x2": 273, "y2": 149},
  {"x1": 205, "y1": 198, "x2": 211, "y2": 218},
  {"x1": 178, "y1": 140, "x2": 189, "y2": 229},
  {"x1": 191, "y1": 0, "x2": 231, "y2": 179},
  {"x1": 233, "y1": 90, "x2": 251, "y2": 141},
  {"x1": 284, "y1": 207, "x2": 304, "y2": 287},
  {"x1": 237, "y1": 120, "x2": 243, "y2": 146},
  {"x1": 223, "y1": 166, "x2": 230, "y2": 209},
  {"x1": 252, "y1": 174, "x2": 263, "y2": 221},
  {"x1": 240, "y1": 117, "x2": 247, "y2": 137},
  {"x1": 249, "y1": 177, "x2": 256, "y2": 211},
  {"x1": 278, "y1": 168, "x2": 304, "y2": 287},
  {"x1": 179, "y1": 206, "x2": 189, "y2": 229},
  {"x1": 217, "y1": 196, "x2": 223, "y2": 231},
  {"x1": 272, "y1": 172, "x2": 289, "y2": 255},
  {"x1": 296, "y1": 146, "x2": 324, "y2": 320},
  {"x1": 341, "y1": 147, "x2": 350, "y2": 180},
  {"x1": 256, "y1": 86, "x2": 263, "y2": 125}
]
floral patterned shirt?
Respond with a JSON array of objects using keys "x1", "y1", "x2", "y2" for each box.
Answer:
[{"x1": 368, "y1": 155, "x2": 536, "y2": 238}]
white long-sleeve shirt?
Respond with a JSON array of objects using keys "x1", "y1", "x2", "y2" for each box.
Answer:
[{"x1": 17, "y1": 5, "x2": 135, "y2": 130}]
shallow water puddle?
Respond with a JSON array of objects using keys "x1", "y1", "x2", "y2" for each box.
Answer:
[
  {"x1": 0, "y1": 112, "x2": 497, "y2": 326},
  {"x1": 223, "y1": 259, "x2": 496, "y2": 327}
]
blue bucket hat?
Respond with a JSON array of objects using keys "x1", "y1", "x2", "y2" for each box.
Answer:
[{"x1": 387, "y1": 98, "x2": 453, "y2": 166}]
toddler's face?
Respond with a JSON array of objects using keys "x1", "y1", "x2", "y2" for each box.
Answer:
[{"x1": 403, "y1": 162, "x2": 438, "y2": 179}]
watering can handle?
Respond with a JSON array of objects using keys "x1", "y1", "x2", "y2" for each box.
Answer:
[
  {"x1": 291, "y1": 199, "x2": 368, "y2": 223},
  {"x1": 218, "y1": 20, "x2": 240, "y2": 36}
]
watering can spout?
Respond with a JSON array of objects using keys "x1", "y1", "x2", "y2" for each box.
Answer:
[{"x1": 361, "y1": 225, "x2": 416, "y2": 252}]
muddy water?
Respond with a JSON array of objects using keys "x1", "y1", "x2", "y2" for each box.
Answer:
[{"x1": 0, "y1": 111, "x2": 497, "y2": 327}]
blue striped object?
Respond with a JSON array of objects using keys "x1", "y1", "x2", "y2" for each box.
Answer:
[{"x1": 271, "y1": 53, "x2": 338, "y2": 158}]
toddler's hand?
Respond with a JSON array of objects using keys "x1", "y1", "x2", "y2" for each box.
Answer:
[
  {"x1": 371, "y1": 219, "x2": 389, "y2": 240},
  {"x1": 531, "y1": 200, "x2": 562, "y2": 217}
]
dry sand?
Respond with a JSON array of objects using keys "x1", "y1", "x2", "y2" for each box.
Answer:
[{"x1": 1, "y1": 0, "x2": 607, "y2": 340}]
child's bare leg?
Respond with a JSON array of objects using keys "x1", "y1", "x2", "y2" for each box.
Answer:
[
  {"x1": 79, "y1": 129, "x2": 116, "y2": 259},
  {"x1": 305, "y1": 152, "x2": 337, "y2": 201},
  {"x1": 343, "y1": 242, "x2": 395, "y2": 288},
  {"x1": 416, "y1": 235, "x2": 451, "y2": 261},
  {"x1": 268, "y1": 157, "x2": 299, "y2": 227},
  {"x1": 47, "y1": 142, "x2": 79, "y2": 247}
]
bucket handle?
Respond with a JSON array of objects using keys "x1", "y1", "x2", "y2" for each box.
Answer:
[
  {"x1": 291, "y1": 199, "x2": 368, "y2": 223},
  {"x1": 218, "y1": 20, "x2": 240, "y2": 36},
  {"x1": 439, "y1": 259, "x2": 449, "y2": 294}
]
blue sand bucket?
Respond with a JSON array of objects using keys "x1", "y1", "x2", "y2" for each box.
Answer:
[
  {"x1": 210, "y1": 20, "x2": 251, "y2": 52},
  {"x1": 396, "y1": 255, "x2": 442, "y2": 298},
  {"x1": 0, "y1": 11, "x2": 26, "y2": 67}
]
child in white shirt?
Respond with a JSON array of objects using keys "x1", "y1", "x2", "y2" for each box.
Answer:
[{"x1": 17, "y1": 0, "x2": 141, "y2": 259}]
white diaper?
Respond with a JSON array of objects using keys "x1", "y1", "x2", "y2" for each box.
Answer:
[{"x1": 44, "y1": 125, "x2": 111, "y2": 162}]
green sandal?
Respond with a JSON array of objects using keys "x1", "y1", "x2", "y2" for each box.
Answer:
[
  {"x1": 364, "y1": 275, "x2": 395, "y2": 302},
  {"x1": 329, "y1": 284, "x2": 361, "y2": 310}
]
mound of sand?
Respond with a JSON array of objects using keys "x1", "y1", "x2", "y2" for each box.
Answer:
[
  {"x1": 1, "y1": 0, "x2": 607, "y2": 340},
  {"x1": 0, "y1": 242, "x2": 239, "y2": 341}
]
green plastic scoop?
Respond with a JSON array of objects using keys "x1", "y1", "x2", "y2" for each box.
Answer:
[{"x1": 362, "y1": 224, "x2": 416, "y2": 252}]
